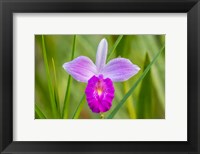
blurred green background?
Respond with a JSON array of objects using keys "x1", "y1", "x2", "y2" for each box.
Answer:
[{"x1": 35, "y1": 35, "x2": 165, "y2": 119}]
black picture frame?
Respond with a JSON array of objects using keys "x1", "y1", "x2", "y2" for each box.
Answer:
[{"x1": 0, "y1": 0, "x2": 200, "y2": 153}]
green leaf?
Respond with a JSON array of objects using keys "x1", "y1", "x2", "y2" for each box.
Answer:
[
  {"x1": 115, "y1": 35, "x2": 134, "y2": 58},
  {"x1": 62, "y1": 35, "x2": 76, "y2": 118},
  {"x1": 107, "y1": 35, "x2": 123, "y2": 60},
  {"x1": 41, "y1": 35, "x2": 58, "y2": 118},
  {"x1": 123, "y1": 82, "x2": 136, "y2": 119},
  {"x1": 35, "y1": 104, "x2": 46, "y2": 119},
  {"x1": 72, "y1": 95, "x2": 85, "y2": 119},
  {"x1": 136, "y1": 53, "x2": 165, "y2": 119},
  {"x1": 35, "y1": 72, "x2": 51, "y2": 112},
  {"x1": 52, "y1": 58, "x2": 61, "y2": 118},
  {"x1": 107, "y1": 46, "x2": 165, "y2": 119},
  {"x1": 136, "y1": 53, "x2": 152, "y2": 118}
]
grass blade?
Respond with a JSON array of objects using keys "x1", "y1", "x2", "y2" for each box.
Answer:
[
  {"x1": 107, "y1": 46, "x2": 165, "y2": 119},
  {"x1": 52, "y1": 58, "x2": 61, "y2": 117},
  {"x1": 35, "y1": 104, "x2": 46, "y2": 119},
  {"x1": 136, "y1": 53, "x2": 152, "y2": 118},
  {"x1": 136, "y1": 53, "x2": 165, "y2": 119},
  {"x1": 123, "y1": 82, "x2": 136, "y2": 119},
  {"x1": 107, "y1": 35, "x2": 123, "y2": 60},
  {"x1": 41, "y1": 35, "x2": 58, "y2": 118},
  {"x1": 62, "y1": 35, "x2": 76, "y2": 118},
  {"x1": 72, "y1": 95, "x2": 85, "y2": 119}
]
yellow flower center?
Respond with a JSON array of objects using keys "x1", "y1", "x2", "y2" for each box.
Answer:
[
  {"x1": 97, "y1": 88, "x2": 103, "y2": 95},
  {"x1": 95, "y1": 79, "x2": 104, "y2": 96}
]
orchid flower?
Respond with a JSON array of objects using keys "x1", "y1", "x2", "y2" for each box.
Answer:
[{"x1": 63, "y1": 38, "x2": 140, "y2": 113}]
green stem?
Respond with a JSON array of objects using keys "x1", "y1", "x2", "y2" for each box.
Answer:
[
  {"x1": 100, "y1": 113, "x2": 104, "y2": 119},
  {"x1": 107, "y1": 46, "x2": 165, "y2": 119},
  {"x1": 62, "y1": 35, "x2": 76, "y2": 118}
]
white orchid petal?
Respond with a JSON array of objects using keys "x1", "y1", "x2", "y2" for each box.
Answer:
[
  {"x1": 102, "y1": 58, "x2": 140, "y2": 82},
  {"x1": 63, "y1": 56, "x2": 97, "y2": 82},
  {"x1": 95, "y1": 38, "x2": 108, "y2": 72}
]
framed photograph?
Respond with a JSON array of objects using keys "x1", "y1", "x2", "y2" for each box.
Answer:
[{"x1": 0, "y1": 0, "x2": 199, "y2": 153}]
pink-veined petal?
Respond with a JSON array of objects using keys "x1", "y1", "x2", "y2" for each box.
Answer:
[
  {"x1": 102, "y1": 58, "x2": 140, "y2": 82},
  {"x1": 95, "y1": 38, "x2": 108, "y2": 72},
  {"x1": 63, "y1": 56, "x2": 97, "y2": 83}
]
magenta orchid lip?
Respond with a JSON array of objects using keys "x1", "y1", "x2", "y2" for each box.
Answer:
[
  {"x1": 63, "y1": 38, "x2": 140, "y2": 113},
  {"x1": 85, "y1": 75, "x2": 114, "y2": 113}
]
